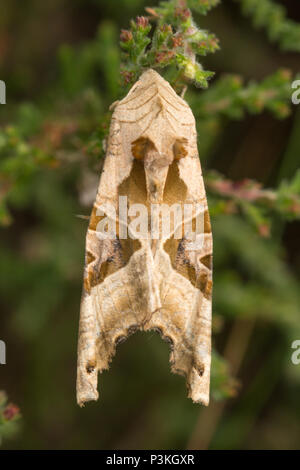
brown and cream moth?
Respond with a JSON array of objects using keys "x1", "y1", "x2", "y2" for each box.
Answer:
[{"x1": 77, "y1": 69, "x2": 213, "y2": 407}]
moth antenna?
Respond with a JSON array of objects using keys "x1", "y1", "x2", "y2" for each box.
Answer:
[{"x1": 75, "y1": 214, "x2": 90, "y2": 220}]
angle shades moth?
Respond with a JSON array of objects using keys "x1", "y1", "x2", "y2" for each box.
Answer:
[{"x1": 77, "y1": 69, "x2": 212, "y2": 406}]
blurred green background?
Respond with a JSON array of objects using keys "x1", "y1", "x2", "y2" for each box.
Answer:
[{"x1": 0, "y1": 0, "x2": 300, "y2": 450}]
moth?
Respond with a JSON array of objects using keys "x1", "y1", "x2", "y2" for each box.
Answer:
[{"x1": 77, "y1": 69, "x2": 213, "y2": 407}]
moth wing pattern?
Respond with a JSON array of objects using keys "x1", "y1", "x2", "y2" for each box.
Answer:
[{"x1": 77, "y1": 69, "x2": 212, "y2": 407}]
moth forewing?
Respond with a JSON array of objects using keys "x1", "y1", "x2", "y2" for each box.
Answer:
[{"x1": 77, "y1": 69, "x2": 212, "y2": 407}]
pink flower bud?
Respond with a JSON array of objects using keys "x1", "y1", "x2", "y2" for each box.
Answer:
[
  {"x1": 3, "y1": 403, "x2": 20, "y2": 421},
  {"x1": 136, "y1": 16, "x2": 149, "y2": 29},
  {"x1": 120, "y1": 30, "x2": 133, "y2": 43}
]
